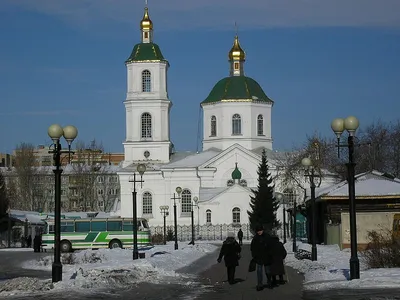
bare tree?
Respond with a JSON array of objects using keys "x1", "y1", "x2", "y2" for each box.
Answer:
[
  {"x1": 387, "y1": 121, "x2": 400, "y2": 177},
  {"x1": 13, "y1": 143, "x2": 39, "y2": 210},
  {"x1": 70, "y1": 140, "x2": 107, "y2": 211},
  {"x1": 95, "y1": 168, "x2": 119, "y2": 212}
]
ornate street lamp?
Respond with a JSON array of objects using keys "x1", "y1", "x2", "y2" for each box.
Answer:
[
  {"x1": 171, "y1": 187, "x2": 182, "y2": 250},
  {"x1": 129, "y1": 163, "x2": 146, "y2": 260},
  {"x1": 160, "y1": 205, "x2": 169, "y2": 245},
  {"x1": 331, "y1": 116, "x2": 360, "y2": 280},
  {"x1": 48, "y1": 124, "x2": 78, "y2": 283},
  {"x1": 301, "y1": 157, "x2": 318, "y2": 261}
]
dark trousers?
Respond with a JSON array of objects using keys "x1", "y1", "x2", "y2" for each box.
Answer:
[
  {"x1": 227, "y1": 266, "x2": 236, "y2": 284},
  {"x1": 238, "y1": 238, "x2": 243, "y2": 245}
]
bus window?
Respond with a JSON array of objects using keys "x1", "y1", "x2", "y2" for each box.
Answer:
[
  {"x1": 107, "y1": 221, "x2": 122, "y2": 231},
  {"x1": 61, "y1": 221, "x2": 74, "y2": 233},
  {"x1": 49, "y1": 225, "x2": 55, "y2": 234},
  {"x1": 123, "y1": 221, "x2": 133, "y2": 231},
  {"x1": 91, "y1": 221, "x2": 107, "y2": 232},
  {"x1": 75, "y1": 221, "x2": 90, "y2": 232}
]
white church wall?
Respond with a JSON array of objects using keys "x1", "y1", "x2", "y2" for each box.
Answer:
[
  {"x1": 126, "y1": 62, "x2": 168, "y2": 100},
  {"x1": 202, "y1": 102, "x2": 273, "y2": 151}
]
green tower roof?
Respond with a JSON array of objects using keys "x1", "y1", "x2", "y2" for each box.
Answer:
[
  {"x1": 231, "y1": 163, "x2": 242, "y2": 180},
  {"x1": 125, "y1": 43, "x2": 166, "y2": 63},
  {"x1": 201, "y1": 75, "x2": 273, "y2": 105}
]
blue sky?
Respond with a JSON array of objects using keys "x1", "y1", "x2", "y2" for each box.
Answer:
[{"x1": 1, "y1": 0, "x2": 400, "y2": 154}]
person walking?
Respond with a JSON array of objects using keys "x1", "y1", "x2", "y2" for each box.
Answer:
[
  {"x1": 217, "y1": 231, "x2": 242, "y2": 285},
  {"x1": 250, "y1": 225, "x2": 273, "y2": 291},
  {"x1": 237, "y1": 228, "x2": 243, "y2": 246},
  {"x1": 270, "y1": 236, "x2": 287, "y2": 285}
]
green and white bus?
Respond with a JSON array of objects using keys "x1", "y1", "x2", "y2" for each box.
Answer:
[{"x1": 42, "y1": 217, "x2": 152, "y2": 252}]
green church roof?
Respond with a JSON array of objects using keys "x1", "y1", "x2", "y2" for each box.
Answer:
[
  {"x1": 201, "y1": 76, "x2": 273, "y2": 105},
  {"x1": 231, "y1": 163, "x2": 242, "y2": 180},
  {"x1": 125, "y1": 43, "x2": 166, "y2": 63}
]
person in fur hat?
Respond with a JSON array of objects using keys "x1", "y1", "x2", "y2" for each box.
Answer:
[{"x1": 217, "y1": 231, "x2": 242, "y2": 284}]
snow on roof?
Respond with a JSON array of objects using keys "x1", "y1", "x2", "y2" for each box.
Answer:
[
  {"x1": 163, "y1": 150, "x2": 221, "y2": 168},
  {"x1": 9, "y1": 210, "x2": 46, "y2": 225},
  {"x1": 313, "y1": 170, "x2": 400, "y2": 200},
  {"x1": 199, "y1": 187, "x2": 230, "y2": 202}
]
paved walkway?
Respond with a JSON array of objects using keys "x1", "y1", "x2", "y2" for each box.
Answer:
[{"x1": 193, "y1": 243, "x2": 304, "y2": 300}]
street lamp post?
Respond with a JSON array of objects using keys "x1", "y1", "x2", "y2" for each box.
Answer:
[
  {"x1": 160, "y1": 205, "x2": 169, "y2": 245},
  {"x1": 189, "y1": 196, "x2": 199, "y2": 245},
  {"x1": 301, "y1": 157, "x2": 318, "y2": 261},
  {"x1": 275, "y1": 193, "x2": 286, "y2": 243},
  {"x1": 48, "y1": 124, "x2": 78, "y2": 283},
  {"x1": 129, "y1": 164, "x2": 146, "y2": 260},
  {"x1": 331, "y1": 116, "x2": 360, "y2": 280},
  {"x1": 291, "y1": 186, "x2": 298, "y2": 253},
  {"x1": 172, "y1": 187, "x2": 182, "y2": 250}
]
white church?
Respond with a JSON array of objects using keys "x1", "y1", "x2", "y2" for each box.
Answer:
[{"x1": 116, "y1": 6, "x2": 334, "y2": 231}]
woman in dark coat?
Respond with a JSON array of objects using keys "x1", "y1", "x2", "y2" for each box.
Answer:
[
  {"x1": 269, "y1": 236, "x2": 287, "y2": 284},
  {"x1": 217, "y1": 232, "x2": 242, "y2": 284}
]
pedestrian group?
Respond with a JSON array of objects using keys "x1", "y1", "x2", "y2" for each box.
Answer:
[{"x1": 217, "y1": 224, "x2": 287, "y2": 291}]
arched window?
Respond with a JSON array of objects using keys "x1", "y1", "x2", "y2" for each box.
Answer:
[
  {"x1": 142, "y1": 192, "x2": 152, "y2": 215},
  {"x1": 181, "y1": 189, "x2": 192, "y2": 214},
  {"x1": 232, "y1": 207, "x2": 241, "y2": 224},
  {"x1": 206, "y1": 209, "x2": 212, "y2": 223},
  {"x1": 142, "y1": 70, "x2": 151, "y2": 92},
  {"x1": 283, "y1": 188, "x2": 296, "y2": 207},
  {"x1": 210, "y1": 116, "x2": 217, "y2": 137},
  {"x1": 232, "y1": 114, "x2": 241, "y2": 135},
  {"x1": 141, "y1": 113, "x2": 152, "y2": 138},
  {"x1": 257, "y1": 114, "x2": 264, "y2": 136}
]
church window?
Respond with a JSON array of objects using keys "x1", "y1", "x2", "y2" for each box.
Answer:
[
  {"x1": 240, "y1": 179, "x2": 247, "y2": 187},
  {"x1": 144, "y1": 32, "x2": 149, "y2": 39},
  {"x1": 210, "y1": 116, "x2": 217, "y2": 136},
  {"x1": 142, "y1": 70, "x2": 151, "y2": 92},
  {"x1": 206, "y1": 209, "x2": 212, "y2": 223},
  {"x1": 232, "y1": 114, "x2": 242, "y2": 135},
  {"x1": 234, "y1": 62, "x2": 239, "y2": 70},
  {"x1": 142, "y1": 192, "x2": 153, "y2": 215},
  {"x1": 181, "y1": 189, "x2": 192, "y2": 214},
  {"x1": 283, "y1": 188, "x2": 296, "y2": 207},
  {"x1": 227, "y1": 179, "x2": 234, "y2": 186},
  {"x1": 232, "y1": 207, "x2": 241, "y2": 224},
  {"x1": 257, "y1": 115, "x2": 264, "y2": 136},
  {"x1": 141, "y1": 113, "x2": 152, "y2": 138}
]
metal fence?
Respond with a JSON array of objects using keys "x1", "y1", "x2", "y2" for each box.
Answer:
[{"x1": 150, "y1": 223, "x2": 253, "y2": 242}]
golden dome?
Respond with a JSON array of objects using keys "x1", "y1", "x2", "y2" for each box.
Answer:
[
  {"x1": 228, "y1": 35, "x2": 246, "y2": 61},
  {"x1": 140, "y1": 7, "x2": 153, "y2": 30}
]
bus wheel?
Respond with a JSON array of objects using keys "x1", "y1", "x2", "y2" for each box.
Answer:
[
  {"x1": 60, "y1": 241, "x2": 72, "y2": 253},
  {"x1": 109, "y1": 239, "x2": 122, "y2": 249}
]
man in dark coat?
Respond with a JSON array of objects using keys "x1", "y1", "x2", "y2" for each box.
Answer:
[
  {"x1": 250, "y1": 225, "x2": 273, "y2": 291},
  {"x1": 237, "y1": 229, "x2": 243, "y2": 246},
  {"x1": 270, "y1": 236, "x2": 287, "y2": 285},
  {"x1": 217, "y1": 232, "x2": 241, "y2": 284}
]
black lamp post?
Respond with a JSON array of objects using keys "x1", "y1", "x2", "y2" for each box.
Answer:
[
  {"x1": 129, "y1": 164, "x2": 146, "y2": 260},
  {"x1": 48, "y1": 124, "x2": 78, "y2": 283},
  {"x1": 331, "y1": 116, "x2": 360, "y2": 280},
  {"x1": 171, "y1": 187, "x2": 182, "y2": 250},
  {"x1": 189, "y1": 196, "x2": 199, "y2": 245},
  {"x1": 301, "y1": 157, "x2": 318, "y2": 261},
  {"x1": 160, "y1": 205, "x2": 169, "y2": 245},
  {"x1": 292, "y1": 195, "x2": 297, "y2": 253}
]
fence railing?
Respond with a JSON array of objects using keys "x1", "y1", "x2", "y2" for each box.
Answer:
[{"x1": 150, "y1": 223, "x2": 252, "y2": 241}]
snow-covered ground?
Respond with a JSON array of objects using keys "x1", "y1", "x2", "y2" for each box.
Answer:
[
  {"x1": 285, "y1": 241, "x2": 400, "y2": 291},
  {"x1": 0, "y1": 241, "x2": 218, "y2": 297}
]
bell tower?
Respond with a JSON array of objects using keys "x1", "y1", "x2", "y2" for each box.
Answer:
[{"x1": 122, "y1": 6, "x2": 172, "y2": 167}]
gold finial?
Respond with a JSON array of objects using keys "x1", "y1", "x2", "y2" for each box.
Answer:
[
  {"x1": 140, "y1": 6, "x2": 153, "y2": 30},
  {"x1": 228, "y1": 34, "x2": 246, "y2": 61}
]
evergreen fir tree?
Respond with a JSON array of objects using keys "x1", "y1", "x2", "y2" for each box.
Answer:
[
  {"x1": 247, "y1": 149, "x2": 280, "y2": 233},
  {"x1": 0, "y1": 171, "x2": 10, "y2": 217}
]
